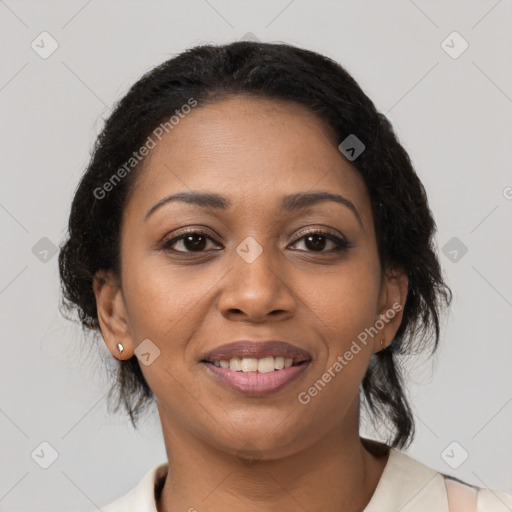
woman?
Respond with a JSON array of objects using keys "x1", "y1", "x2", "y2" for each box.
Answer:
[{"x1": 58, "y1": 41, "x2": 512, "y2": 511}]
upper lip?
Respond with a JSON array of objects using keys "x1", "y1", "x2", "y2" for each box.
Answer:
[{"x1": 201, "y1": 340, "x2": 312, "y2": 364}]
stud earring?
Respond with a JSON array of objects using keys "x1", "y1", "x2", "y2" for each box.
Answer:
[
  {"x1": 117, "y1": 343, "x2": 124, "y2": 355},
  {"x1": 380, "y1": 338, "x2": 385, "y2": 349}
]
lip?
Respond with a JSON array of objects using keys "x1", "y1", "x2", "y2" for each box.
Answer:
[
  {"x1": 199, "y1": 340, "x2": 312, "y2": 397},
  {"x1": 201, "y1": 360, "x2": 311, "y2": 396},
  {"x1": 200, "y1": 340, "x2": 312, "y2": 364}
]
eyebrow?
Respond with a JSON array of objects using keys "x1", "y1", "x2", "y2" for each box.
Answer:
[{"x1": 144, "y1": 190, "x2": 363, "y2": 226}]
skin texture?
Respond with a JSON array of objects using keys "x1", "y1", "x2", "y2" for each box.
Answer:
[{"x1": 93, "y1": 95, "x2": 408, "y2": 512}]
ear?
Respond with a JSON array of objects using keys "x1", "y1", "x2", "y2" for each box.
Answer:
[
  {"x1": 372, "y1": 266, "x2": 408, "y2": 353},
  {"x1": 92, "y1": 269, "x2": 133, "y2": 360}
]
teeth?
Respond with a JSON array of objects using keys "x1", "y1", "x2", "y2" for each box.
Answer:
[
  {"x1": 241, "y1": 358, "x2": 258, "y2": 372},
  {"x1": 214, "y1": 356, "x2": 298, "y2": 372},
  {"x1": 258, "y1": 357, "x2": 274, "y2": 373},
  {"x1": 229, "y1": 358, "x2": 242, "y2": 371}
]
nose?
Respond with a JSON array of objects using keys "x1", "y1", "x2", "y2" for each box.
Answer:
[{"x1": 218, "y1": 242, "x2": 296, "y2": 323}]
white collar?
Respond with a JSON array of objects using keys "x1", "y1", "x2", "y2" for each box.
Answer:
[{"x1": 364, "y1": 448, "x2": 448, "y2": 511}]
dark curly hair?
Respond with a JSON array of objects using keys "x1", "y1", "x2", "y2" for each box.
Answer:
[{"x1": 58, "y1": 40, "x2": 452, "y2": 448}]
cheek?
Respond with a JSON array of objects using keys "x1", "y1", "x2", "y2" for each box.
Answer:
[
  {"x1": 119, "y1": 230, "x2": 214, "y2": 354},
  {"x1": 120, "y1": 256, "x2": 214, "y2": 404},
  {"x1": 294, "y1": 267, "x2": 379, "y2": 426},
  {"x1": 306, "y1": 258, "x2": 381, "y2": 335}
]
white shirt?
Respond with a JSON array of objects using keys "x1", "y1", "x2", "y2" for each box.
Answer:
[{"x1": 99, "y1": 448, "x2": 512, "y2": 511}]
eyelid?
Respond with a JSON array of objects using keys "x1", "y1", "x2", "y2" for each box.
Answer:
[
  {"x1": 162, "y1": 226, "x2": 220, "y2": 241},
  {"x1": 289, "y1": 226, "x2": 347, "y2": 244}
]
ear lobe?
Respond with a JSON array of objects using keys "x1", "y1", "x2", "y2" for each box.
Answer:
[
  {"x1": 374, "y1": 267, "x2": 408, "y2": 352},
  {"x1": 93, "y1": 269, "x2": 132, "y2": 359}
]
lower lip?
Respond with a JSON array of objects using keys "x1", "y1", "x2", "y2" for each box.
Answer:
[{"x1": 201, "y1": 361, "x2": 311, "y2": 396}]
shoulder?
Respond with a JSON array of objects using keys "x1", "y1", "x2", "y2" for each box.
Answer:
[
  {"x1": 364, "y1": 448, "x2": 512, "y2": 512},
  {"x1": 443, "y1": 474, "x2": 512, "y2": 512},
  {"x1": 476, "y1": 488, "x2": 512, "y2": 511}
]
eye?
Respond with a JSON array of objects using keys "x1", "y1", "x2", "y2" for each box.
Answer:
[
  {"x1": 161, "y1": 228, "x2": 350, "y2": 254},
  {"x1": 289, "y1": 230, "x2": 350, "y2": 253},
  {"x1": 161, "y1": 229, "x2": 222, "y2": 253}
]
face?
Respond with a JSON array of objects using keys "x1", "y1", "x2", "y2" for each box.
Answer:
[{"x1": 94, "y1": 95, "x2": 407, "y2": 460}]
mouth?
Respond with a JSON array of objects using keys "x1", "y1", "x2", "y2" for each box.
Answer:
[{"x1": 199, "y1": 340, "x2": 312, "y2": 396}]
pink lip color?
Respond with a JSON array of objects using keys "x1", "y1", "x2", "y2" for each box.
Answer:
[{"x1": 202, "y1": 361, "x2": 310, "y2": 397}]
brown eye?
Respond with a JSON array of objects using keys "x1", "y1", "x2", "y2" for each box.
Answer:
[
  {"x1": 161, "y1": 230, "x2": 221, "y2": 253},
  {"x1": 290, "y1": 230, "x2": 349, "y2": 253}
]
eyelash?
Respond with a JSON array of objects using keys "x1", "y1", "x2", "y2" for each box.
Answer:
[{"x1": 160, "y1": 228, "x2": 351, "y2": 254}]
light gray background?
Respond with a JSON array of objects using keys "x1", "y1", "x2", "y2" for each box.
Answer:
[{"x1": 1, "y1": 1, "x2": 511, "y2": 511}]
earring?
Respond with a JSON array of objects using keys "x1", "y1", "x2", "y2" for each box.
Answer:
[
  {"x1": 380, "y1": 338, "x2": 385, "y2": 349},
  {"x1": 117, "y1": 343, "x2": 124, "y2": 355}
]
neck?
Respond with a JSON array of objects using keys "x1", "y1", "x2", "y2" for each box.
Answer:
[{"x1": 155, "y1": 415, "x2": 389, "y2": 512}]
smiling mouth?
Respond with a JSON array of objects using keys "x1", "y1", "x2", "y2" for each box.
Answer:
[
  {"x1": 200, "y1": 340, "x2": 312, "y2": 393},
  {"x1": 202, "y1": 356, "x2": 309, "y2": 373},
  {"x1": 201, "y1": 357, "x2": 311, "y2": 397}
]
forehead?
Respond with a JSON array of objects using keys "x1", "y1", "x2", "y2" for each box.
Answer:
[{"x1": 126, "y1": 95, "x2": 371, "y2": 222}]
